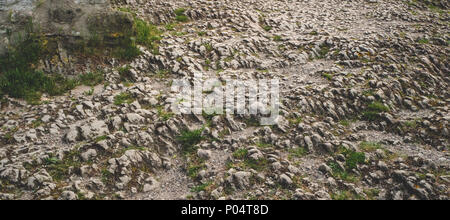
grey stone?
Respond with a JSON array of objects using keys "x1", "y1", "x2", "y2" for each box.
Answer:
[
  {"x1": 197, "y1": 149, "x2": 212, "y2": 160},
  {"x1": 80, "y1": 120, "x2": 109, "y2": 140},
  {"x1": 126, "y1": 113, "x2": 145, "y2": 124},
  {"x1": 81, "y1": 149, "x2": 97, "y2": 162},
  {"x1": 228, "y1": 171, "x2": 251, "y2": 190},
  {"x1": 59, "y1": 191, "x2": 78, "y2": 200},
  {"x1": 319, "y1": 163, "x2": 332, "y2": 175},
  {"x1": 279, "y1": 174, "x2": 293, "y2": 186}
]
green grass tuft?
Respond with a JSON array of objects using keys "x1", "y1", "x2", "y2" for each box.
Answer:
[
  {"x1": 288, "y1": 117, "x2": 303, "y2": 125},
  {"x1": 263, "y1": 26, "x2": 272, "y2": 32},
  {"x1": 359, "y1": 141, "x2": 383, "y2": 152},
  {"x1": 118, "y1": 65, "x2": 134, "y2": 82},
  {"x1": 328, "y1": 147, "x2": 366, "y2": 183},
  {"x1": 156, "y1": 106, "x2": 174, "y2": 121},
  {"x1": 368, "y1": 101, "x2": 390, "y2": 112},
  {"x1": 417, "y1": 38, "x2": 430, "y2": 44},
  {"x1": 134, "y1": 17, "x2": 162, "y2": 49},
  {"x1": 345, "y1": 150, "x2": 366, "y2": 170},
  {"x1": 288, "y1": 146, "x2": 308, "y2": 159},
  {"x1": 191, "y1": 182, "x2": 213, "y2": 193},
  {"x1": 233, "y1": 148, "x2": 248, "y2": 159},
  {"x1": 362, "y1": 101, "x2": 390, "y2": 121},
  {"x1": 331, "y1": 190, "x2": 364, "y2": 200},
  {"x1": 322, "y1": 72, "x2": 333, "y2": 80},
  {"x1": 113, "y1": 92, "x2": 135, "y2": 105},
  {"x1": 273, "y1": 35, "x2": 282, "y2": 42},
  {"x1": 339, "y1": 120, "x2": 351, "y2": 127},
  {"x1": 0, "y1": 22, "x2": 80, "y2": 103},
  {"x1": 244, "y1": 158, "x2": 269, "y2": 171},
  {"x1": 44, "y1": 150, "x2": 82, "y2": 182},
  {"x1": 79, "y1": 71, "x2": 104, "y2": 87},
  {"x1": 174, "y1": 8, "x2": 189, "y2": 22},
  {"x1": 318, "y1": 45, "x2": 330, "y2": 59},
  {"x1": 112, "y1": 38, "x2": 141, "y2": 60},
  {"x1": 177, "y1": 128, "x2": 205, "y2": 154},
  {"x1": 112, "y1": 9, "x2": 162, "y2": 59}
]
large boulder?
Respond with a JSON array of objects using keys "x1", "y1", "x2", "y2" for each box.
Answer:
[{"x1": 0, "y1": 0, "x2": 134, "y2": 73}]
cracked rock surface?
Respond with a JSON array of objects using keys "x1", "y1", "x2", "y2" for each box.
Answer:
[{"x1": 0, "y1": 0, "x2": 449, "y2": 200}]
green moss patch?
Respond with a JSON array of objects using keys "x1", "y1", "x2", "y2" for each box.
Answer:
[
  {"x1": 174, "y1": 8, "x2": 189, "y2": 22},
  {"x1": 0, "y1": 23, "x2": 78, "y2": 103},
  {"x1": 362, "y1": 101, "x2": 390, "y2": 121}
]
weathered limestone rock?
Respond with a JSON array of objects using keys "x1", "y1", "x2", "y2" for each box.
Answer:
[{"x1": 80, "y1": 120, "x2": 109, "y2": 140}]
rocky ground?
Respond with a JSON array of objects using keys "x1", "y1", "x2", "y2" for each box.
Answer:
[{"x1": 0, "y1": 0, "x2": 449, "y2": 200}]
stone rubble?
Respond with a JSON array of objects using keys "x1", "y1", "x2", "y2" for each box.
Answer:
[{"x1": 0, "y1": 0, "x2": 449, "y2": 200}]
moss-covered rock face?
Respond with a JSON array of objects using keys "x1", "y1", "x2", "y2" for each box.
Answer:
[
  {"x1": 87, "y1": 11, "x2": 134, "y2": 36},
  {"x1": 0, "y1": 0, "x2": 135, "y2": 56},
  {"x1": 0, "y1": 0, "x2": 145, "y2": 103},
  {"x1": 0, "y1": 0, "x2": 164, "y2": 102},
  {"x1": 86, "y1": 10, "x2": 135, "y2": 46},
  {"x1": 420, "y1": 0, "x2": 449, "y2": 9}
]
